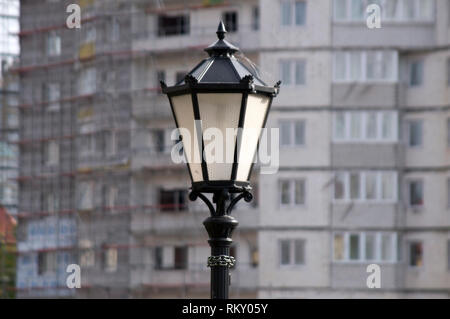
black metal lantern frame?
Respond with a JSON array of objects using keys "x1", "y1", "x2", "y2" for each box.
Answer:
[{"x1": 160, "y1": 21, "x2": 280, "y2": 299}]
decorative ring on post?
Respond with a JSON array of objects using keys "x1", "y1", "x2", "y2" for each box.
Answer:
[{"x1": 207, "y1": 255, "x2": 236, "y2": 268}]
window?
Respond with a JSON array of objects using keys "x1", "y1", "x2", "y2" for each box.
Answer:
[
  {"x1": 447, "y1": 179, "x2": 450, "y2": 208},
  {"x1": 104, "y1": 131, "x2": 117, "y2": 156},
  {"x1": 447, "y1": 118, "x2": 450, "y2": 147},
  {"x1": 110, "y1": 18, "x2": 120, "y2": 42},
  {"x1": 280, "y1": 120, "x2": 305, "y2": 146},
  {"x1": 333, "y1": 51, "x2": 398, "y2": 82},
  {"x1": 279, "y1": 239, "x2": 305, "y2": 266},
  {"x1": 447, "y1": 59, "x2": 450, "y2": 86},
  {"x1": 46, "y1": 32, "x2": 61, "y2": 56},
  {"x1": 44, "y1": 83, "x2": 60, "y2": 111},
  {"x1": 333, "y1": 171, "x2": 397, "y2": 202},
  {"x1": 409, "y1": 241, "x2": 423, "y2": 267},
  {"x1": 154, "y1": 130, "x2": 165, "y2": 153},
  {"x1": 252, "y1": 6, "x2": 260, "y2": 31},
  {"x1": 78, "y1": 181, "x2": 94, "y2": 210},
  {"x1": 408, "y1": 180, "x2": 424, "y2": 207},
  {"x1": 349, "y1": 234, "x2": 360, "y2": 260},
  {"x1": 333, "y1": 232, "x2": 397, "y2": 262},
  {"x1": 159, "y1": 189, "x2": 187, "y2": 212},
  {"x1": 408, "y1": 120, "x2": 423, "y2": 147},
  {"x1": 154, "y1": 246, "x2": 188, "y2": 270},
  {"x1": 78, "y1": 68, "x2": 96, "y2": 95},
  {"x1": 223, "y1": 11, "x2": 238, "y2": 32},
  {"x1": 365, "y1": 233, "x2": 376, "y2": 261},
  {"x1": 104, "y1": 248, "x2": 118, "y2": 272},
  {"x1": 334, "y1": 233, "x2": 345, "y2": 260},
  {"x1": 280, "y1": 179, "x2": 306, "y2": 206},
  {"x1": 154, "y1": 247, "x2": 163, "y2": 270},
  {"x1": 333, "y1": 112, "x2": 398, "y2": 142},
  {"x1": 174, "y1": 246, "x2": 188, "y2": 270},
  {"x1": 80, "y1": 249, "x2": 95, "y2": 267},
  {"x1": 103, "y1": 185, "x2": 118, "y2": 208},
  {"x1": 409, "y1": 60, "x2": 424, "y2": 86},
  {"x1": 280, "y1": 60, "x2": 306, "y2": 86},
  {"x1": 281, "y1": 1, "x2": 306, "y2": 26},
  {"x1": 447, "y1": 240, "x2": 450, "y2": 270},
  {"x1": 45, "y1": 141, "x2": 59, "y2": 166},
  {"x1": 38, "y1": 252, "x2": 57, "y2": 275},
  {"x1": 83, "y1": 26, "x2": 96, "y2": 44},
  {"x1": 44, "y1": 193, "x2": 59, "y2": 213},
  {"x1": 334, "y1": 0, "x2": 434, "y2": 22},
  {"x1": 79, "y1": 123, "x2": 96, "y2": 157},
  {"x1": 157, "y1": 15, "x2": 189, "y2": 36}
]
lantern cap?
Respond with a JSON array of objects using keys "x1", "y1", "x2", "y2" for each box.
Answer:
[
  {"x1": 204, "y1": 21, "x2": 240, "y2": 57},
  {"x1": 160, "y1": 21, "x2": 281, "y2": 97}
]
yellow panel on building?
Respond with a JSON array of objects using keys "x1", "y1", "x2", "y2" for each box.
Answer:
[{"x1": 79, "y1": 43, "x2": 95, "y2": 60}]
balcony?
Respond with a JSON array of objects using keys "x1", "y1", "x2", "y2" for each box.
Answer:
[
  {"x1": 131, "y1": 203, "x2": 259, "y2": 234},
  {"x1": 131, "y1": 147, "x2": 183, "y2": 172},
  {"x1": 331, "y1": 263, "x2": 403, "y2": 289},
  {"x1": 132, "y1": 24, "x2": 260, "y2": 54},
  {"x1": 332, "y1": 23, "x2": 435, "y2": 48},
  {"x1": 130, "y1": 263, "x2": 258, "y2": 291}
]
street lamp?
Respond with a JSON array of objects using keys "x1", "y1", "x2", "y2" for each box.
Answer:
[{"x1": 160, "y1": 21, "x2": 280, "y2": 299}]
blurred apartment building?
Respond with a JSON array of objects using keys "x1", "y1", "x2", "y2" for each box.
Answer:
[
  {"x1": 16, "y1": 0, "x2": 450, "y2": 298},
  {"x1": 0, "y1": 0, "x2": 19, "y2": 218}
]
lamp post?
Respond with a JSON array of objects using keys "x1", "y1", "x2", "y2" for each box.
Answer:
[{"x1": 160, "y1": 21, "x2": 280, "y2": 299}]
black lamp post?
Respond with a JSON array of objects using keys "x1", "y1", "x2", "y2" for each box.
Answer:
[{"x1": 160, "y1": 21, "x2": 280, "y2": 299}]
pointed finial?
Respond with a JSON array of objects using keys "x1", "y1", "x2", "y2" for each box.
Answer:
[{"x1": 216, "y1": 21, "x2": 227, "y2": 40}]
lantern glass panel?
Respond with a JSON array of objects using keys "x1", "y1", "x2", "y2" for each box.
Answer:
[
  {"x1": 171, "y1": 94, "x2": 203, "y2": 182},
  {"x1": 197, "y1": 93, "x2": 242, "y2": 181},
  {"x1": 236, "y1": 94, "x2": 270, "y2": 181}
]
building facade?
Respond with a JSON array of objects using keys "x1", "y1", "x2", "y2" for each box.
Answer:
[
  {"x1": 0, "y1": 0, "x2": 19, "y2": 217},
  {"x1": 16, "y1": 0, "x2": 450, "y2": 298}
]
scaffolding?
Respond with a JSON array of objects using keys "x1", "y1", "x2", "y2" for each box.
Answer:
[{"x1": 16, "y1": 0, "x2": 260, "y2": 299}]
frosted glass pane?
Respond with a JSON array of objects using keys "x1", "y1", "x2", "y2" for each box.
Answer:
[
  {"x1": 198, "y1": 93, "x2": 242, "y2": 181},
  {"x1": 171, "y1": 94, "x2": 203, "y2": 182},
  {"x1": 236, "y1": 94, "x2": 270, "y2": 181}
]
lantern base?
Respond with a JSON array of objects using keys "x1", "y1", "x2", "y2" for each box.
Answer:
[{"x1": 191, "y1": 180, "x2": 251, "y2": 194}]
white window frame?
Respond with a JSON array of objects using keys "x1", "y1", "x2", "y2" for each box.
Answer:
[
  {"x1": 333, "y1": 51, "x2": 398, "y2": 83},
  {"x1": 407, "y1": 179, "x2": 424, "y2": 208},
  {"x1": 46, "y1": 32, "x2": 61, "y2": 57},
  {"x1": 279, "y1": 119, "x2": 306, "y2": 147},
  {"x1": 333, "y1": 171, "x2": 398, "y2": 203},
  {"x1": 78, "y1": 181, "x2": 94, "y2": 210},
  {"x1": 279, "y1": 59, "x2": 307, "y2": 87},
  {"x1": 78, "y1": 68, "x2": 97, "y2": 96},
  {"x1": 104, "y1": 247, "x2": 118, "y2": 273},
  {"x1": 45, "y1": 141, "x2": 59, "y2": 166},
  {"x1": 46, "y1": 83, "x2": 61, "y2": 111},
  {"x1": 279, "y1": 179, "x2": 307, "y2": 207},
  {"x1": 280, "y1": 0, "x2": 307, "y2": 27},
  {"x1": 279, "y1": 239, "x2": 306, "y2": 267},
  {"x1": 409, "y1": 59, "x2": 424, "y2": 87},
  {"x1": 105, "y1": 131, "x2": 117, "y2": 156},
  {"x1": 333, "y1": 232, "x2": 397, "y2": 263},
  {"x1": 333, "y1": 111, "x2": 398, "y2": 143},
  {"x1": 408, "y1": 240, "x2": 424, "y2": 268},
  {"x1": 407, "y1": 119, "x2": 424, "y2": 148}
]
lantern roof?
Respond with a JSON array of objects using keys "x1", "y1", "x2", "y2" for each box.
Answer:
[{"x1": 161, "y1": 21, "x2": 280, "y2": 96}]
